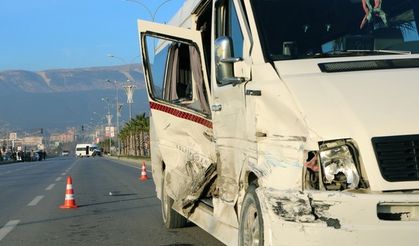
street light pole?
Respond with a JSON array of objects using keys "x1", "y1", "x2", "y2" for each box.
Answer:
[
  {"x1": 108, "y1": 55, "x2": 139, "y2": 121},
  {"x1": 124, "y1": 0, "x2": 177, "y2": 22},
  {"x1": 90, "y1": 112, "x2": 104, "y2": 144},
  {"x1": 102, "y1": 97, "x2": 112, "y2": 154},
  {"x1": 125, "y1": 0, "x2": 154, "y2": 20},
  {"x1": 123, "y1": 80, "x2": 135, "y2": 120},
  {"x1": 125, "y1": 0, "x2": 176, "y2": 55},
  {"x1": 107, "y1": 54, "x2": 126, "y2": 65},
  {"x1": 106, "y1": 79, "x2": 121, "y2": 155},
  {"x1": 107, "y1": 54, "x2": 140, "y2": 69}
]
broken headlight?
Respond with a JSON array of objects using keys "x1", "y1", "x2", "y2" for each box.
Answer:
[{"x1": 319, "y1": 140, "x2": 360, "y2": 190}]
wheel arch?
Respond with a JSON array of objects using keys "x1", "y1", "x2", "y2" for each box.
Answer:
[
  {"x1": 247, "y1": 171, "x2": 259, "y2": 187},
  {"x1": 236, "y1": 170, "x2": 260, "y2": 221}
]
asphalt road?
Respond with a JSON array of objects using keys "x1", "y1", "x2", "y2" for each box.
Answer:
[{"x1": 0, "y1": 157, "x2": 224, "y2": 246}]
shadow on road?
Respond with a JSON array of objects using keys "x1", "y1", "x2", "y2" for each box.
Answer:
[
  {"x1": 77, "y1": 196, "x2": 155, "y2": 208},
  {"x1": 160, "y1": 244, "x2": 194, "y2": 246}
]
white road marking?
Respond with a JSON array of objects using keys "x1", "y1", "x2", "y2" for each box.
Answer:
[
  {"x1": 61, "y1": 172, "x2": 66, "y2": 176},
  {"x1": 0, "y1": 164, "x2": 37, "y2": 176},
  {"x1": 0, "y1": 220, "x2": 20, "y2": 241},
  {"x1": 27, "y1": 195, "x2": 44, "y2": 206},
  {"x1": 45, "y1": 184, "x2": 55, "y2": 191},
  {"x1": 56, "y1": 177, "x2": 62, "y2": 182}
]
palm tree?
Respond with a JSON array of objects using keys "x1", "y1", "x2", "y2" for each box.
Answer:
[
  {"x1": 118, "y1": 112, "x2": 150, "y2": 157},
  {"x1": 119, "y1": 127, "x2": 129, "y2": 155},
  {"x1": 135, "y1": 113, "x2": 150, "y2": 156}
]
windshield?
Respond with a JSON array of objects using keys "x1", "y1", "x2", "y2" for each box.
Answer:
[{"x1": 251, "y1": 0, "x2": 419, "y2": 60}]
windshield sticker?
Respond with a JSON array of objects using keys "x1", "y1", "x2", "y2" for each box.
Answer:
[{"x1": 360, "y1": 0, "x2": 388, "y2": 29}]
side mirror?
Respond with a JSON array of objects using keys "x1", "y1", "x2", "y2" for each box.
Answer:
[{"x1": 214, "y1": 36, "x2": 246, "y2": 85}]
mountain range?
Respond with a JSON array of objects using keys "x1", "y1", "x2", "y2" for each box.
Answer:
[{"x1": 0, "y1": 65, "x2": 149, "y2": 133}]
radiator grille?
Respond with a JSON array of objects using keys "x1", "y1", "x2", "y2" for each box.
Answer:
[
  {"x1": 372, "y1": 135, "x2": 419, "y2": 182},
  {"x1": 318, "y1": 58, "x2": 419, "y2": 73}
]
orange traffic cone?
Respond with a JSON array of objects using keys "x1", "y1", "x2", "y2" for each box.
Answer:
[
  {"x1": 139, "y1": 160, "x2": 149, "y2": 181},
  {"x1": 60, "y1": 176, "x2": 78, "y2": 209}
]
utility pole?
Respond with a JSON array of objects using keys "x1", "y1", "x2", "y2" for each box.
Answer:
[
  {"x1": 124, "y1": 80, "x2": 135, "y2": 120},
  {"x1": 102, "y1": 97, "x2": 113, "y2": 154},
  {"x1": 107, "y1": 79, "x2": 122, "y2": 155}
]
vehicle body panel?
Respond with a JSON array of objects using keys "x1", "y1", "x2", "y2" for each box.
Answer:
[
  {"x1": 139, "y1": 20, "x2": 216, "y2": 215},
  {"x1": 138, "y1": 0, "x2": 419, "y2": 245}
]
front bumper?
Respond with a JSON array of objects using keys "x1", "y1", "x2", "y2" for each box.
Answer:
[{"x1": 257, "y1": 188, "x2": 419, "y2": 246}]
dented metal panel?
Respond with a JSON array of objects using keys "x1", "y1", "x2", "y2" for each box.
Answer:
[{"x1": 258, "y1": 187, "x2": 419, "y2": 245}]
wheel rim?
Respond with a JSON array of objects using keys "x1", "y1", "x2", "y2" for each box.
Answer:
[{"x1": 243, "y1": 202, "x2": 260, "y2": 246}]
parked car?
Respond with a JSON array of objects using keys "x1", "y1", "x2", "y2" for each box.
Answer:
[{"x1": 92, "y1": 149, "x2": 102, "y2": 157}]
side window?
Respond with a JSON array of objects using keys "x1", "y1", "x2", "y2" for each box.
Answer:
[
  {"x1": 196, "y1": 1, "x2": 213, "y2": 89},
  {"x1": 229, "y1": 1, "x2": 244, "y2": 58},
  {"x1": 216, "y1": 0, "x2": 244, "y2": 58},
  {"x1": 144, "y1": 35, "x2": 210, "y2": 115}
]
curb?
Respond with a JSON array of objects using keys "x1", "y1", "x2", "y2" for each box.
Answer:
[
  {"x1": 0, "y1": 161, "x2": 21, "y2": 166},
  {"x1": 105, "y1": 155, "x2": 151, "y2": 169}
]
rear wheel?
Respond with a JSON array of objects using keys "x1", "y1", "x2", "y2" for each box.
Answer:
[
  {"x1": 239, "y1": 185, "x2": 264, "y2": 246},
  {"x1": 161, "y1": 172, "x2": 187, "y2": 229}
]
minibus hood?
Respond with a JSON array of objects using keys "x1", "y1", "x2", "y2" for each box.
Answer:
[{"x1": 274, "y1": 59, "x2": 419, "y2": 139}]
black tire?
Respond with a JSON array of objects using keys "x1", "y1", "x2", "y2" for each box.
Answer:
[
  {"x1": 161, "y1": 172, "x2": 187, "y2": 229},
  {"x1": 239, "y1": 184, "x2": 264, "y2": 246}
]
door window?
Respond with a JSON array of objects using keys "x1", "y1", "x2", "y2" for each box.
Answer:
[
  {"x1": 216, "y1": 0, "x2": 244, "y2": 58},
  {"x1": 144, "y1": 35, "x2": 210, "y2": 115}
]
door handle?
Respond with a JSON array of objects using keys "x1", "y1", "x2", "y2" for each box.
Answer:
[{"x1": 211, "y1": 104, "x2": 222, "y2": 112}]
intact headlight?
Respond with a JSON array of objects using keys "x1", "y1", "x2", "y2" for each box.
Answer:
[{"x1": 319, "y1": 141, "x2": 360, "y2": 190}]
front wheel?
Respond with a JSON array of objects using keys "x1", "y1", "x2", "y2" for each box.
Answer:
[
  {"x1": 161, "y1": 172, "x2": 187, "y2": 229},
  {"x1": 239, "y1": 185, "x2": 264, "y2": 246}
]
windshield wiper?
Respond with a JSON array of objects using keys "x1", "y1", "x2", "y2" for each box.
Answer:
[{"x1": 313, "y1": 49, "x2": 411, "y2": 58}]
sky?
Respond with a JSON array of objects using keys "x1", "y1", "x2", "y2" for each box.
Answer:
[{"x1": 0, "y1": 0, "x2": 185, "y2": 72}]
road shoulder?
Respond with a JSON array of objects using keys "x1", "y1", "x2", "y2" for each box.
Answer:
[{"x1": 104, "y1": 155, "x2": 150, "y2": 169}]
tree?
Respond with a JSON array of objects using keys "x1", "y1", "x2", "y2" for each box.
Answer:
[
  {"x1": 98, "y1": 138, "x2": 115, "y2": 154},
  {"x1": 118, "y1": 112, "x2": 150, "y2": 157}
]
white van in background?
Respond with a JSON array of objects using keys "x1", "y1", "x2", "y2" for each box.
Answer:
[{"x1": 75, "y1": 144, "x2": 98, "y2": 157}]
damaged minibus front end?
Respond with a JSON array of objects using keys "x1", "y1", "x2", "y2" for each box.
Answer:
[{"x1": 242, "y1": 57, "x2": 419, "y2": 245}]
